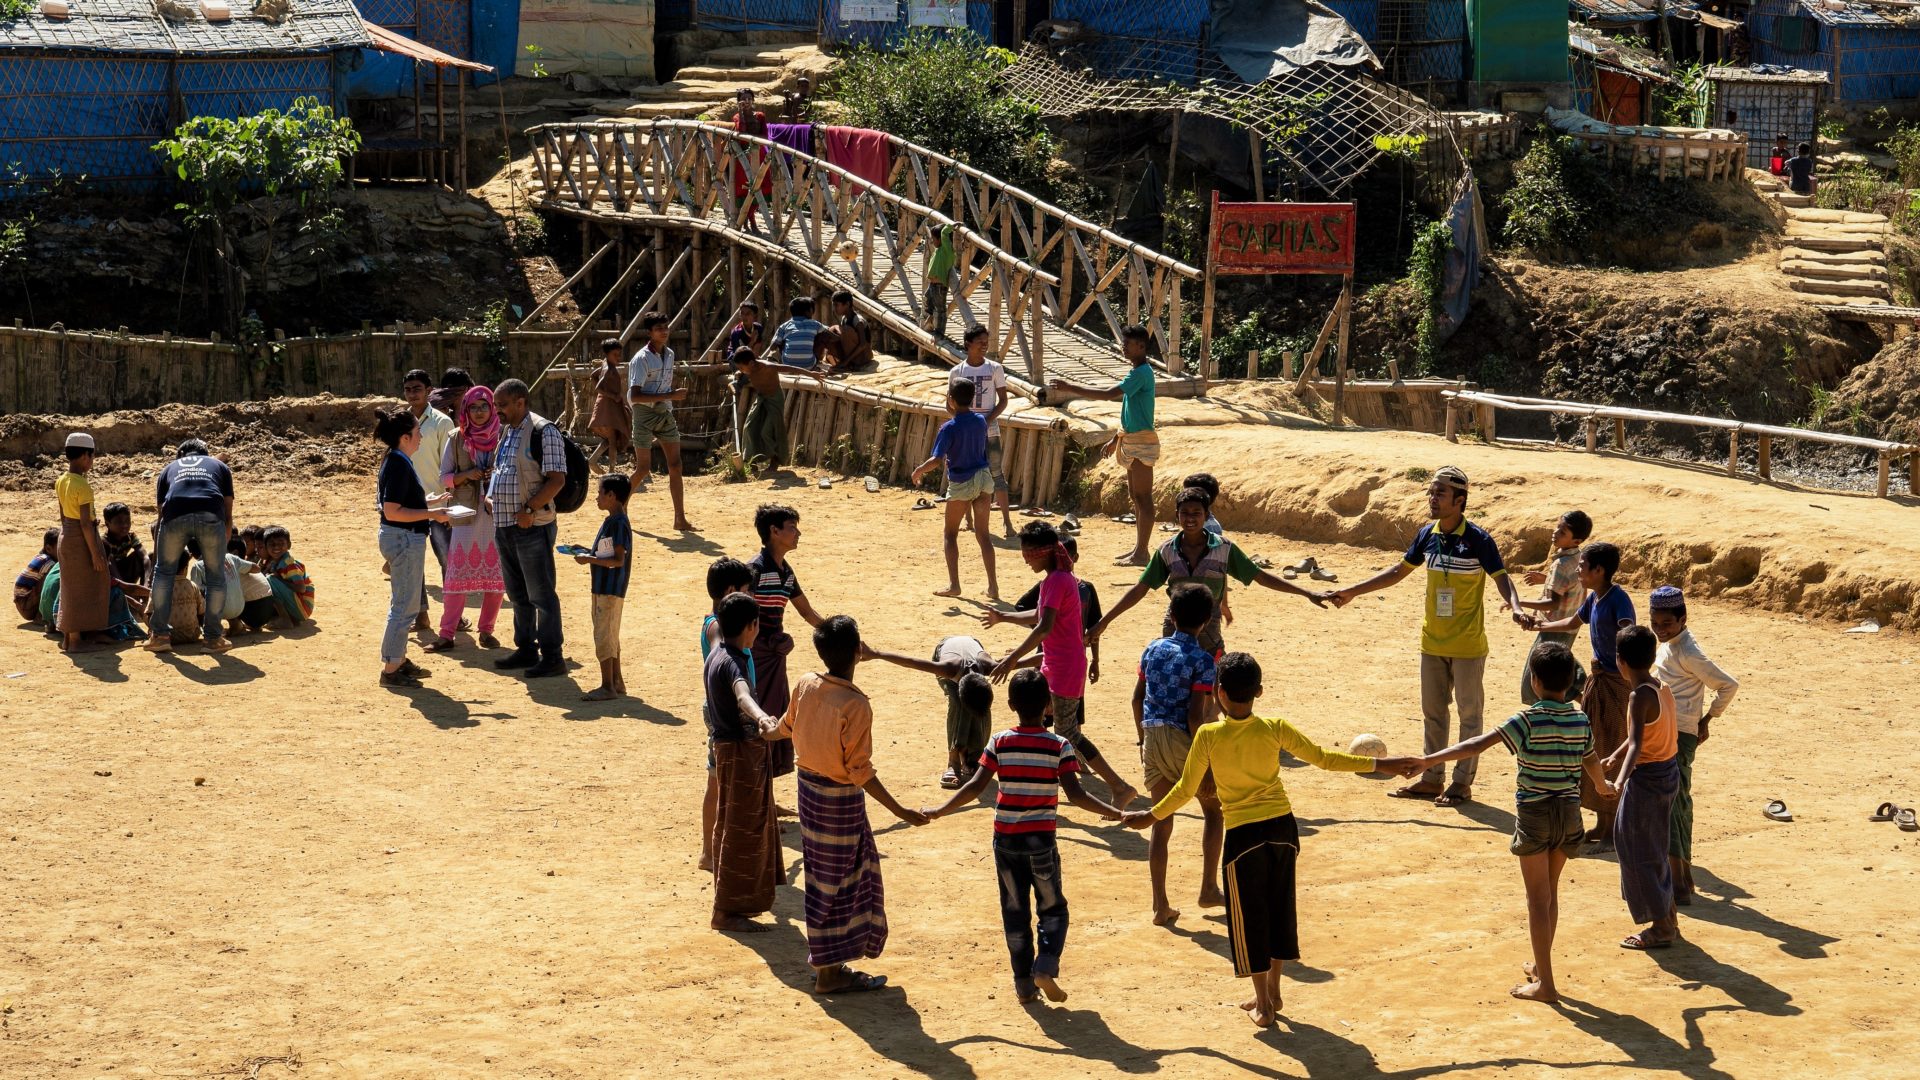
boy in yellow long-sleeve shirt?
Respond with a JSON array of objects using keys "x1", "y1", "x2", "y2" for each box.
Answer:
[{"x1": 1123, "y1": 652, "x2": 1421, "y2": 1029}]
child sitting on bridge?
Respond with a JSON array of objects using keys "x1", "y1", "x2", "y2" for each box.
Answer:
[{"x1": 769, "y1": 296, "x2": 828, "y2": 371}]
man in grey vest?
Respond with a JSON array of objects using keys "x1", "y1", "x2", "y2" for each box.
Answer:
[{"x1": 486, "y1": 379, "x2": 570, "y2": 679}]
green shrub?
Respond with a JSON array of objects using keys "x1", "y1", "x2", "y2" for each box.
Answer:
[
  {"x1": 830, "y1": 29, "x2": 1061, "y2": 199},
  {"x1": 1407, "y1": 219, "x2": 1451, "y2": 367},
  {"x1": 1497, "y1": 134, "x2": 1718, "y2": 262},
  {"x1": 1500, "y1": 137, "x2": 1588, "y2": 256}
]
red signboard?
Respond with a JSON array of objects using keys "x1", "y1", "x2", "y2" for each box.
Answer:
[{"x1": 1208, "y1": 195, "x2": 1356, "y2": 276}]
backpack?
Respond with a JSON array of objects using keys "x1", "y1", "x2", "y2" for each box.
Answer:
[{"x1": 526, "y1": 420, "x2": 591, "y2": 514}]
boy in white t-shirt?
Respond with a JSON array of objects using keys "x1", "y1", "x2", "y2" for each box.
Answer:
[{"x1": 951, "y1": 326, "x2": 1016, "y2": 536}]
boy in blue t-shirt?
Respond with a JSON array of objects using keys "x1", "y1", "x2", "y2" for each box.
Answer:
[
  {"x1": 1529, "y1": 540, "x2": 1634, "y2": 847},
  {"x1": 1132, "y1": 583, "x2": 1220, "y2": 927},
  {"x1": 768, "y1": 296, "x2": 827, "y2": 370},
  {"x1": 911, "y1": 379, "x2": 999, "y2": 600},
  {"x1": 573, "y1": 473, "x2": 632, "y2": 701}
]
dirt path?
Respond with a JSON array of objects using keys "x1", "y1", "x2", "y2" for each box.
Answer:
[{"x1": 0, "y1": 450, "x2": 1913, "y2": 1076}]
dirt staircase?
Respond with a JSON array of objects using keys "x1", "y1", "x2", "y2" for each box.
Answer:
[
  {"x1": 583, "y1": 44, "x2": 836, "y2": 122},
  {"x1": 1751, "y1": 169, "x2": 1892, "y2": 307}
]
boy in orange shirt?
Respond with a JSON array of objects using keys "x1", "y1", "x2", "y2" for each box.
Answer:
[{"x1": 780, "y1": 615, "x2": 927, "y2": 994}]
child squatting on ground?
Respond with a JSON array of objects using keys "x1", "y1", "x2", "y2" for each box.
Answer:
[
  {"x1": 921, "y1": 667, "x2": 1125, "y2": 1004},
  {"x1": 1123, "y1": 653, "x2": 1422, "y2": 1028},
  {"x1": 1411, "y1": 639, "x2": 1608, "y2": 1003},
  {"x1": 573, "y1": 473, "x2": 632, "y2": 701}
]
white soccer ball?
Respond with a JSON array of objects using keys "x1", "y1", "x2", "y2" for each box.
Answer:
[{"x1": 1349, "y1": 733, "x2": 1388, "y2": 759}]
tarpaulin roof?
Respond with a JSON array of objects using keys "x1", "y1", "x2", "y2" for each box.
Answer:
[
  {"x1": 1207, "y1": 0, "x2": 1377, "y2": 84},
  {"x1": 363, "y1": 19, "x2": 494, "y2": 71},
  {"x1": 0, "y1": 0, "x2": 370, "y2": 56}
]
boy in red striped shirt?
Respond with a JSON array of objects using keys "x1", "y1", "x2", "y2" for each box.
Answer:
[{"x1": 922, "y1": 668, "x2": 1125, "y2": 1004}]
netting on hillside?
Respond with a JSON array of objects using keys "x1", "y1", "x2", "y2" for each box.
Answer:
[{"x1": 1001, "y1": 31, "x2": 1473, "y2": 204}]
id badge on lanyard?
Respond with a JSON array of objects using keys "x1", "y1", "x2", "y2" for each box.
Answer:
[{"x1": 1432, "y1": 528, "x2": 1458, "y2": 619}]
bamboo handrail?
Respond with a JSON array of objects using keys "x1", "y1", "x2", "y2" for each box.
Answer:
[{"x1": 1445, "y1": 390, "x2": 1913, "y2": 454}]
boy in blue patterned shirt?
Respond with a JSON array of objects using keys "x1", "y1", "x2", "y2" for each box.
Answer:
[
  {"x1": 1132, "y1": 584, "x2": 1220, "y2": 926},
  {"x1": 1412, "y1": 641, "x2": 1609, "y2": 1004},
  {"x1": 573, "y1": 473, "x2": 632, "y2": 701}
]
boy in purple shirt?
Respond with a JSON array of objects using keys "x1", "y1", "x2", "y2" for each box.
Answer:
[
  {"x1": 912, "y1": 379, "x2": 998, "y2": 600},
  {"x1": 985, "y1": 521, "x2": 1139, "y2": 809}
]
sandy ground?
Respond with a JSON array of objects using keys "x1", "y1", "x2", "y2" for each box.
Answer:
[{"x1": 1, "y1": 448, "x2": 1916, "y2": 1078}]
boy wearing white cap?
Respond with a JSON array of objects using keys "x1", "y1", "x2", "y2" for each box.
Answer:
[{"x1": 1647, "y1": 586, "x2": 1738, "y2": 906}]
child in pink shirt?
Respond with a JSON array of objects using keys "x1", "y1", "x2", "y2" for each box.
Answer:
[{"x1": 985, "y1": 521, "x2": 1139, "y2": 808}]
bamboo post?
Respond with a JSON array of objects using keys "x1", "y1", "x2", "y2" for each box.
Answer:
[
  {"x1": 1585, "y1": 418, "x2": 1598, "y2": 452},
  {"x1": 1333, "y1": 277, "x2": 1351, "y2": 425},
  {"x1": 1727, "y1": 429, "x2": 1740, "y2": 477},
  {"x1": 1757, "y1": 432, "x2": 1772, "y2": 480},
  {"x1": 1167, "y1": 112, "x2": 1182, "y2": 192},
  {"x1": 1445, "y1": 404, "x2": 1459, "y2": 442},
  {"x1": 1909, "y1": 450, "x2": 1919, "y2": 496},
  {"x1": 1281, "y1": 350, "x2": 1294, "y2": 381},
  {"x1": 1614, "y1": 416, "x2": 1627, "y2": 449},
  {"x1": 1247, "y1": 349, "x2": 1259, "y2": 381},
  {"x1": 1248, "y1": 128, "x2": 1264, "y2": 201},
  {"x1": 1387, "y1": 358, "x2": 1400, "y2": 383},
  {"x1": 457, "y1": 71, "x2": 468, "y2": 190},
  {"x1": 1876, "y1": 450, "x2": 1891, "y2": 498}
]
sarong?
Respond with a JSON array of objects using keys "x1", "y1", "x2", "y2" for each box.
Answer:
[
  {"x1": 266, "y1": 576, "x2": 308, "y2": 627},
  {"x1": 1615, "y1": 756, "x2": 1680, "y2": 923},
  {"x1": 1581, "y1": 669, "x2": 1631, "y2": 813},
  {"x1": 753, "y1": 633, "x2": 797, "y2": 777},
  {"x1": 711, "y1": 738, "x2": 783, "y2": 916},
  {"x1": 798, "y1": 770, "x2": 888, "y2": 968},
  {"x1": 740, "y1": 388, "x2": 787, "y2": 465},
  {"x1": 56, "y1": 516, "x2": 109, "y2": 633},
  {"x1": 1669, "y1": 732, "x2": 1699, "y2": 861}
]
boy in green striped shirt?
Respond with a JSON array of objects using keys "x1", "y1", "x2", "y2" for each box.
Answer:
[{"x1": 1412, "y1": 640, "x2": 1608, "y2": 1004}]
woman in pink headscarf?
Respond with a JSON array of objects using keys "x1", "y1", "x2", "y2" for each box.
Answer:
[{"x1": 427, "y1": 385, "x2": 507, "y2": 652}]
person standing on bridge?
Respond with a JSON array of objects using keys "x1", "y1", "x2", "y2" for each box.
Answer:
[
  {"x1": 1317, "y1": 467, "x2": 1528, "y2": 808},
  {"x1": 1049, "y1": 325, "x2": 1160, "y2": 566}
]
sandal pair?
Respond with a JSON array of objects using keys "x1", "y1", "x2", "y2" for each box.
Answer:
[{"x1": 1871, "y1": 802, "x2": 1918, "y2": 831}]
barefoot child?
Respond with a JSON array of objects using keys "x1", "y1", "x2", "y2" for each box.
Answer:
[
  {"x1": 1529, "y1": 542, "x2": 1634, "y2": 847},
  {"x1": 1609, "y1": 625, "x2": 1682, "y2": 951},
  {"x1": 1048, "y1": 324, "x2": 1158, "y2": 566},
  {"x1": 572, "y1": 473, "x2": 631, "y2": 701},
  {"x1": 923, "y1": 668, "x2": 1125, "y2": 1004},
  {"x1": 706, "y1": 593, "x2": 788, "y2": 933},
  {"x1": 1647, "y1": 586, "x2": 1738, "y2": 906},
  {"x1": 1134, "y1": 584, "x2": 1222, "y2": 926},
  {"x1": 987, "y1": 522, "x2": 1138, "y2": 808},
  {"x1": 101, "y1": 503, "x2": 151, "y2": 620},
  {"x1": 700, "y1": 558, "x2": 756, "y2": 870},
  {"x1": 911, "y1": 378, "x2": 998, "y2": 600},
  {"x1": 778, "y1": 616, "x2": 928, "y2": 994},
  {"x1": 1123, "y1": 653, "x2": 1422, "y2": 1028},
  {"x1": 860, "y1": 635, "x2": 1011, "y2": 789},
  {"x1": 1514, "y1": 510, "x2": 1591, "y2": 704},
  {"x1": 951, "y1": 326, "x2": 1018, "y2": 536},
  {"x1": 1410, "y1": 641, "x2": 1608, "y2": 1002},
  {"x1": 259, "y1": 526, "x2": 313, "y2": 627},
  {"x1": 728, "y1": 347, "x2": 824, "y2": 468},
  {"x1": 588, "y1": 338, "x2": 635, "y2": 476},
  {"x1": 627, "y1": 313, "x2": 694, "y2": 532}
]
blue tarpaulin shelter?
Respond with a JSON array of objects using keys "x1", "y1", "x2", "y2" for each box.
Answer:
[
  {"x1": 1750, "y1": 0, "x2": 1920, "y2": 103},
  {"x1": 346, "y1": 0, "x2": 517, "y2": 96},
  {"x1": 0, "y1": 0, "x2": 370, "y2": 187}
]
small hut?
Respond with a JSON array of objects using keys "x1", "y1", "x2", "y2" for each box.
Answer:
[
  {"x1": 0, "y1": 0, "x2": 371, "y2": 188},
  {"x1": 1749, "y1": 0, "x2": 1920, "y2": 105},
  {"x1": 1702, "y1": 64, "x2": 1827, "y2": 167}
]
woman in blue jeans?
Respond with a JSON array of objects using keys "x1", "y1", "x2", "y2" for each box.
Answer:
[{"x1": 374, "y1": 407, "x2": 450, "y2": 689}]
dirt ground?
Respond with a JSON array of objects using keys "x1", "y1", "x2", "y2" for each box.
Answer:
[{"x1": 1, "y1": 431, "x2": 1916, "y2": 1078}]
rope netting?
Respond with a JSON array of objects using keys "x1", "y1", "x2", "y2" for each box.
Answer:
[{"x1": 1001, "y1": 31, "x2": 1475, "y2": 206}]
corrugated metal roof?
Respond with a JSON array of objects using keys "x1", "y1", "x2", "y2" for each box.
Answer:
[
  {"x1": 1702, "y1": 63, "x2": 1831, "y2": 83},
  {"x1": 1569, "y1": 0, "x2": 1664, "y2": 21},
  {"x1": 1792, "y1": 0, "x2": 1919, "y2": 27},
  {"x1": 0, "y1": 0, "x2": 370, "y2": 56}
]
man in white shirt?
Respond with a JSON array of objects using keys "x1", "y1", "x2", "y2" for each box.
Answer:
[
  {"x1": 403, "y1": 369, "x2": 457, "y2": 630},
  {"x1": 950, "y1": 326, "x2": 1016, "y2": 536},
  {"x1": 1648, "y1": 585, "x2": 1739, "y2": 907}
]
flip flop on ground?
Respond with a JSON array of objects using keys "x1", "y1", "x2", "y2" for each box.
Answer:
[
  {"x1": 1620, "y1": 932, "x2": 1674, "y2": 951},
  {"x1": 1435, "y1": 785, "x2": 1472, "y2": 807},
  {"x1": 1387, "y1": 784, "x2": 1444, "y2": 800},
  {"x1": 814, "y1": 967, "x2": 887, "y2": 995},
  {"x1": 1871, "y1": 801, "x2": 1899, "y2": 822},
  {"x1": 911, "y1": 497, "x2": 935, "y2": 510},
  {"x1": 1764, "y1": 799, "x2": 1793, "y2": 822},
  {"x1": 1900, "y1": 808, "x2": 1919, "y2": 832}
]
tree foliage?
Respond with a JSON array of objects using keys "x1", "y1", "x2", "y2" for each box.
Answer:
[{"x1": 830, "y1": 29, "x2": 1061, "y2": 197}]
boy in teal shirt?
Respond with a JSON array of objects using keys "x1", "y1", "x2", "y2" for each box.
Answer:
[{"x1": 1049, "y1": 324, "x2": 1159, "y2": 566}]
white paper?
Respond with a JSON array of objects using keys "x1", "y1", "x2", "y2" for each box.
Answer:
[
  {"x1": 908, "y1": 0, "x2": 965, "y2": 27},
  {"x1": 842, "y1": 1, "x2": 898, "y2": 20}
]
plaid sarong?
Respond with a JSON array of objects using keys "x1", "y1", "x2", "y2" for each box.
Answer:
[
  {"x1": 1581, "y1": 669, "x2": 1631, "y2": 813},
  {"x1": 798, "y1": 770, "x2": 888, "y2": 968},
  {"x1": 1615, "y1": 756, "x2": 1679, "y2": 924}
]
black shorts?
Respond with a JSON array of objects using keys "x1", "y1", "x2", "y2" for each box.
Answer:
[
  {"x1": 237, "y1": 595, "x2": 278, "y2": 630},
  {"x1": 1222, "y1": 814, "x2": 1300, "y2": 976}
]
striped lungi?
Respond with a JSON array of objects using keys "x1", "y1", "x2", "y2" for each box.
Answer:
[
  {"x1": 1581, "y1": 669, "x2": 1631, "y2": 814},
  {"x1": 712, "y1": 738, "x2": 783, "y2": 917},
  {"x1": 1615, "y1": 756, "x2": 1679, "y2": 924},
  {"x1": 797, "y1": 769, "x2": 888, "y2": 968}
]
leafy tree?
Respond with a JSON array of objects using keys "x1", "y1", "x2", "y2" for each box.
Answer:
[{"x1": 155, "y1": 96, "x2": 362, "y2": 334}]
